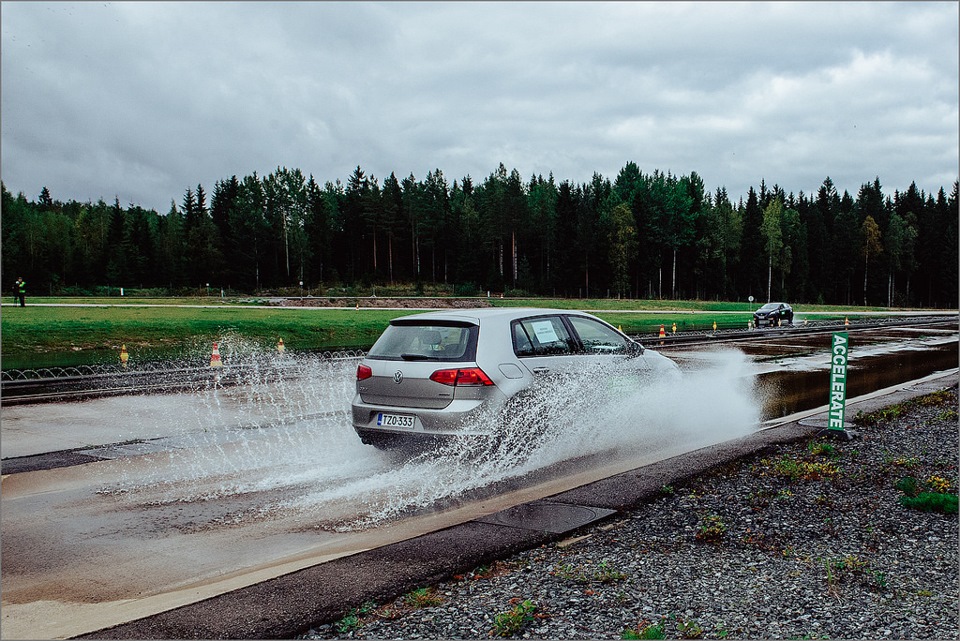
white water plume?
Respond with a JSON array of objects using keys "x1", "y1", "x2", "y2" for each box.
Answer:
[{"x1": 100, "y1": 349, "x2": 760, "y2": 533}]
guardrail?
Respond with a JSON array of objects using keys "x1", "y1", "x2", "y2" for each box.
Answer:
[
  {"x1": 0, "y1": 349, "x2": 367, "y2": 382},
  {"x1": 0, "y1": 350, "x2": 368, "y2": 406}
]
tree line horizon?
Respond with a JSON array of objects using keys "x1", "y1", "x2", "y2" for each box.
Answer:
[{"x1": 2, "y1": 161, "x2": 958, "y2": 308}]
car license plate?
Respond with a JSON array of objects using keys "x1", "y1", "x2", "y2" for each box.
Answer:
[{"x1": 377, "y1": 413, "x2": 415, "y2": 429}]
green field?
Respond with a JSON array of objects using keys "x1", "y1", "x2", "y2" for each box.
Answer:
[{"x1": 0, "y1": 297, "x2": 914, "y2": 370}]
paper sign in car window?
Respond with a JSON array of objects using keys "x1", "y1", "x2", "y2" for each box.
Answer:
[{"x1": 531, "y1": 320, "x2": 559, "y2": 343}]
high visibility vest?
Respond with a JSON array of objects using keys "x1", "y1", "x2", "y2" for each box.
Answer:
[{"x1": 17, "y1": 281, "x2": 25, "y2": 293}]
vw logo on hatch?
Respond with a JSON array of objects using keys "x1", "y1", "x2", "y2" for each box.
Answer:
[{"x1": 394, "y1": 370, "x2": 403, "y2": 384}]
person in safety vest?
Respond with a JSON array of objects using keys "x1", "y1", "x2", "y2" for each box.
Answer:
[{"x1": 15, "y1": 277, "x2": 26, "y2": 307}]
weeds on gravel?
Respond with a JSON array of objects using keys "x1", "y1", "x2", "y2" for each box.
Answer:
[
  {"x1": 454, "y1": 560, "x2": 516, "y2": 581},
  {"x1": 623, "y1": 615, "x2": 701, "y2": 639},
  {"x1": 335, "y1": 589, "x2": 443, "y2": 631},
  {"x1": 882, "y1": 451, "x2": 921, "y2": 468},
  {"x1": 807, "y1": 440, "x2": 839, "y2": 458},
  {"x1": 676, "y1": 617, "x2": 704, "y2": 639},
  {"x1": 333, "y1": 601, "x2": 376, "y2": 633},
  {"x1": 895, "y1": 476, "x2": 959, "y2": 514},
  {"x1": 855, "y1": 389, "x2": 956, "y2": 427},
  {"x1": 622, "y1": 619, "x2": 666, "y2": 639},
  {"x1": 553, "y1": 559, "x2": 627, "y2": 584},
  {"x1": 763, "y1": 456, "x2": 840, "y2": 481},
  {"x1": 403, "y1": 587, "x2": 444, "y2": 608},
  {"x1": 822, "y1": 555, "x2": 888, "y2": 593},
  {"x1": 695, "y1": 514, "x2": 727, "y2": 543},
  {"x1": 492, "y1": 598, "x2": 536, "y2": 637}
]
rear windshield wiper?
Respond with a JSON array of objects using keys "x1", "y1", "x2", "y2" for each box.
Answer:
[{"x1": 400, "y1": 353, "x2": 431, "y2": 361}]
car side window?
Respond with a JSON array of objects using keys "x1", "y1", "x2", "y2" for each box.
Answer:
[
  {"x1": 567, "y1": 316, "x2": 629, "y2": 353},
  {"x1": 512, "y1": 316, "x2": 574, "y2": 356}
]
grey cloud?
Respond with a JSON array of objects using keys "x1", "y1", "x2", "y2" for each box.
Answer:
[{"x1": 2, "y1": 1, "x2": 956, "y2": 212}]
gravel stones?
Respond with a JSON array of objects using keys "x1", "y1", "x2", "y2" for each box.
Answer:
[{"x1": 306, "y1": 386, "x2": 958, "y2": 640}]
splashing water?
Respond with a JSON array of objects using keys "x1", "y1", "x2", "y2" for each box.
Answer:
[{"x1": 99, "y1": 348, "x2": 759, "y2": 533}]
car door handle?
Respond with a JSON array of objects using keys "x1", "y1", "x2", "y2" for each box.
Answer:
[{"x1": 532, "y1": 367, "x2": 550, "y2": 375}]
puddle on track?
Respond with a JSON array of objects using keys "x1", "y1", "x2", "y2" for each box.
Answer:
[{"x1": 2, "y1": 350, "x2": 760, "y2": 609}]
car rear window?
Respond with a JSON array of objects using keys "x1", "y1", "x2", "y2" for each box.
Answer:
[{"x1": 367, "y1": 321, "x2": 478, "y2": 362}]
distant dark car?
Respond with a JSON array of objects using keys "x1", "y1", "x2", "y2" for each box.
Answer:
[{"x1": 753, "y1": 302, "x2": 793, "y2": 327}]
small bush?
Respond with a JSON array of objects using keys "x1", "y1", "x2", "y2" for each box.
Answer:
[
  {"x1": 895, "y1": 476, "x2": 958, "y2": 514},
  {"x1": 899, "y1": 492, "x2": 959, "y2": 514},
  {"x1": 895, "y1": 476, "x2": 920, "y2": 497}
]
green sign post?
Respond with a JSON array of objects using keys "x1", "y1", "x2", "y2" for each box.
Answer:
[{"x1": 827, "y1": 332, "x2": 850, "y2": 434}]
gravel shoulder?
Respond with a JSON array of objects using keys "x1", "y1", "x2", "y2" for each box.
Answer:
[{"x1": 307, "y1": 386, "x2": 959, "y2": 640}]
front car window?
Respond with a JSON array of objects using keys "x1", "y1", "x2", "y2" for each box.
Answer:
[
  {"x1": 512, "y1": 316, "x2": 575, "y2": 356},
  {"x1": 567, "y1": 316, "x2": 631, "y2": 353},
  {"x1": 368, "y1": 322, "x2": 478, "y2": 362}
]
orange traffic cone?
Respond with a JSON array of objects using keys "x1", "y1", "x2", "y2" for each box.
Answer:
[
  {"x1": 844, "y1": 317, "x2": 849, "y2": 327},
  {"x1": 210, "y1": 342, "x2": 223, "y2": 368},
  {"x1": 277, "y1": 338, "x2": 285, "y2": 353},
  {"x1": 659, "y1": 324, "x2": 666, "y2": 339},
  {"x1": 120, "y1": 344, "x2": 129, "y2": 368}
]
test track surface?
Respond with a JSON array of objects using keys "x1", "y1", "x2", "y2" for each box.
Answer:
[
  {"x1": 1, "y1": 323, "x2": 957, "y2": 640},
  {"x1": 77, "y1": 372, "x2": 957, "y2": 640}
]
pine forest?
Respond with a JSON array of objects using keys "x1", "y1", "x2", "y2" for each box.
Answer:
[{"x1": 2, "y1": 162, "x2": 957, "y2": 308}]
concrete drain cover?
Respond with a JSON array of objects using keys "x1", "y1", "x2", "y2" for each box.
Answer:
[{"x1": 476, "y1": 501, "x2": 616, "y2": 534}]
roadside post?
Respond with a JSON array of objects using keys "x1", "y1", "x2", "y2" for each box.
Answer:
[{"x1": 821, "y1": 331, "x2": 858, "y2": 440}]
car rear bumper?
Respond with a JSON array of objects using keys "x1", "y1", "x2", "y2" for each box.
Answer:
[{"x1": 351, "y1": 395, "x2": 502, "y2": 440}]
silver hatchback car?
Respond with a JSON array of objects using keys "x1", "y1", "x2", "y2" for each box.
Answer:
[{"x1": 351, "y1": 308, "x2": 679, "y2": 448}]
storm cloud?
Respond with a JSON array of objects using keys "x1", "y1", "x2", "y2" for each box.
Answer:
[{"x1": 2, "y1": 1, "x2": 957, "y2": 212}]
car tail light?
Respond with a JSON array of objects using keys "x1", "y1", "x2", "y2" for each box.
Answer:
[
  {"x1": 429, "y1": 367, "x2": 494, "y2": 386},
  {"x1": 356, "y1": 364, "x2": 373, "y2": 380}
]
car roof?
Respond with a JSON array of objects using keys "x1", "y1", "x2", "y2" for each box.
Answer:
[{"x1": 389, "y1": 307, "x2": 594, "y2": 325}]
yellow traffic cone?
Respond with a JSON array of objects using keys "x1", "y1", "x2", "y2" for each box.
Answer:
[
  {"x1": 120, "y1": 344, "x2": 129, "y2": 368},
  {"x1": 277, "y1": 338, "x2": 285, "y2": 353}
]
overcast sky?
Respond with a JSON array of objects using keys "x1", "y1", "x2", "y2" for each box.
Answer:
[{"x1": 2, "y1": 1, "x2": 957, "y2": 213}]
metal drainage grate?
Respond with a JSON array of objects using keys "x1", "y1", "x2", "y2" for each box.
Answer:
[{"x1": 476, "y1": 500, "x2": 616, "y2": 534}]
